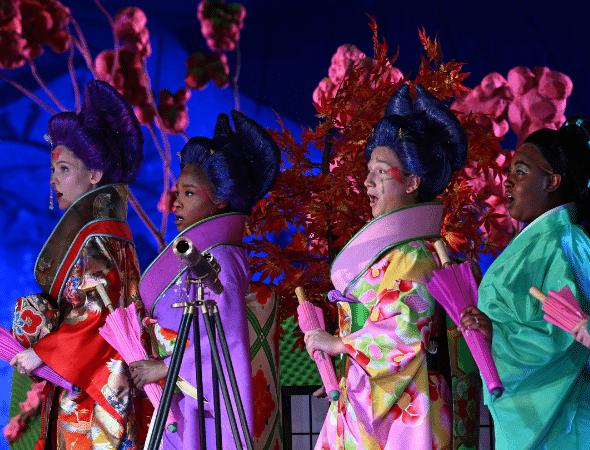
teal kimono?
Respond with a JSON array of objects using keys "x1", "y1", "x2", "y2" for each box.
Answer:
[{"x1": 478, "y1": 204, "x2": 590, "y2": 449}]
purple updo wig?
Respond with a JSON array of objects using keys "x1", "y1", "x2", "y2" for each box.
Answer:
[
  {"x1": 180, "y1": 110, "x2": 281, "y2": 215},
  {"x1": 47, "y1": 80, "x2": 143, "y2": 184}
]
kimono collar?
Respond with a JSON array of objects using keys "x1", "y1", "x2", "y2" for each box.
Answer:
[
  {"x1": 491, "y1": 203, "x2": 577, "y2": 272},
  {"x1": 331, "y1": 202, "x2": 443, "y2": 296},
  {"x1": 512, "y1": 203, "x2": 576, "y2": 246},
  {"x1": 35, "y1": 184, "x2": 131, "y2": 300},
  {"x1": 140, "y1": 212, "x2": 246, "y2": 310}
]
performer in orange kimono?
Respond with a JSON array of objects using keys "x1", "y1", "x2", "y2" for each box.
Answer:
[{"x1": 9, "y1": 80, "x2": 147, "y2": 449}]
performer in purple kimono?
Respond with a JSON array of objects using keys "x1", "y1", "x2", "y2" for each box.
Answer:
[
  {"x1": 305, "y1": 85, "x2": 468, "y2": 450},
  {"x1": 130, "y1": 111, "x2": 281, "y2": 450}
]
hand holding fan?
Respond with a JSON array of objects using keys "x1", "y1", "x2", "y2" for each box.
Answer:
[{"x1": 295, "y1": 287, "x2": 340, "y2": 401}]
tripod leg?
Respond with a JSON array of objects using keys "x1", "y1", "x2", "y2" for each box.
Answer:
[
  {"x1": 212, "y1": 305, "x2": 255, "y2": 450},
  {"x1": 201, "y1": 304, "x2": 244, "y2": 450},
  {"x1": 146, "y1": 311, "x2": 192, "y2": 450},
  {"x1": 208, "y1": 311, "x2": 222, "y2": 450},
  {"x1": 192, "y1": 313, "x2": 206, "y2": 450}
]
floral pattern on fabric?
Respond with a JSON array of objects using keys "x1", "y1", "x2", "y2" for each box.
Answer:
[
  {"x1": 246, "y1": 282, "x2": 281, "y2": 450},
  {"x1": 315, "y1": 239, "x2": 451, "y2": 450},
  {"x1": 31, "y1": 235, "x2": 146, "y2": 450},
  {"x1": 12, "y1": 295, "x2": 58, "y2": 349}
]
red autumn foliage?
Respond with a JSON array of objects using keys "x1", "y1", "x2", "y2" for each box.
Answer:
[
  {"x1": 246, "y1": 19, "x2": 509, "y2": 348},
  {"x1": 197, "y1": 0, "x2": 246, "y2": 52},
  {"x1": 185, "y1": 51, "x2": 230, "y2": 90}
]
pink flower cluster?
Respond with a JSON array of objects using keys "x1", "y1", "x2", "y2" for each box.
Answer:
[
  {"x1": 185, "y1": 51, "x2": 230, "y2": 90},
  {"x1": 197, "y1": 0, "x2": 246, "y2": 52},
  {"x1": 113, "y1": 7, "x2": 151, "y2": 58},
  {"x1": 157, "y1": 88, "x2": 191, "y2": 135},
  {"x1": 95, "y1": 7, "x2": 153, "y2": 124},
  {"x1": 312, "y1": 44, "x2": 403, "y2": 126},
  {"x1": 4, "y1": 381, "x2": 47, "y2": 443},
  {"x1": 0, "y1": 0, "x2": 70, "y2": 70},
  {"x1": 452, "y1": 67, "x2": 573, "y2": 147}
]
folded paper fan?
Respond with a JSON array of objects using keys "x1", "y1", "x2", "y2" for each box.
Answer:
[
  {"x1": 295, "y1": 287, "x2": 341, "y2": 401},
  {"x1": 426, "y1": 241, "x2": 504, "y2": 398},
  {"x1": 0, "y1": 325, "x2": 74, "y2": 391}
]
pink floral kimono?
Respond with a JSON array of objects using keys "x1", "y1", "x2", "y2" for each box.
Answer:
[{"x1": 317, "y1": 203, "x2": 452, "y2": 450}]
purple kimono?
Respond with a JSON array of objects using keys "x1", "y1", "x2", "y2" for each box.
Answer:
[{"x1": 139, "y1": 213, "x2": 254, "y2": 450}]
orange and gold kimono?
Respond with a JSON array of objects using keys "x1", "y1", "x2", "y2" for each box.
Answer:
[{"x1": 11, "y1": 185, "x2": 149, "y2": 450}]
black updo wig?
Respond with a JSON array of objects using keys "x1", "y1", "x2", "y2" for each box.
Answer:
[
  {"x1": 365, "y1": 85, "x2": 468, "y2": 201},
  {"x1": 524, "y1": 116, "x2": 590, "y2": 231},
  {"x1": 180, "y1": 110, "x2": 281, "y2": 215}
]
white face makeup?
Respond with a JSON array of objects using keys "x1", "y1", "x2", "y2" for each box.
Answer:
[
  {"x1": 50, "y1": 146, "x2": 102, "y2": 210},
  {"x1": 364, "y1": 146, "x2": 420, "y2": 218}
]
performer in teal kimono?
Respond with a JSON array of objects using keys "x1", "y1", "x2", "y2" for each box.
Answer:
[
  {"x1": 129, "y1": 111, "x2": 280, "y2": 450},
  {"x1": 460, "y1": 117, "x2": 590, "y2": 449},
  {"x1": 9, "y1": 80, "x2": 148, "y2": 449},
  {"x1": 305, "y1": 85, "x2": 468, "y2": 450}
]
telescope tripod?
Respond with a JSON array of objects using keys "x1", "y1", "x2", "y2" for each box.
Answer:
[{"x1": 145, "y1": 276, "x2": 254, "y2": 450}]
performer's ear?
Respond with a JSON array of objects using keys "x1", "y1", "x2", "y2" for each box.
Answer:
[
  {"x1": 406, "y1": 174, "x2": 421, "y2": 195},
  {"x1": 89, "y1": 170, "x2": 103, "y2": 186},
  {"x1": 544, "y1": 173, "x2": 561, "y2": 193}
]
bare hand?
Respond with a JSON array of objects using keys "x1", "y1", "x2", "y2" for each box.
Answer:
[
  {"x1": 129, "y1": 359, "x2": 168, "y2": 388},
  {"x1": 572, "y1": 319, "x2": 590, "y2": 348},
  {"x1": 459, "y1": 306, "x2": 493, "y2": 345},
  {"x1": 10, "y1": 348, "x2": 44, "y2": 376},
  {"x1": 312, "y1": 385, "x2": 327, "y2": 398},
  {"x1": 304, "y1": 328, "x2": 347, "y2": 359}
]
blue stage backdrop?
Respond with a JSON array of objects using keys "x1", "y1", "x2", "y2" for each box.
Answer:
[{"x1": 1, "y1": 0, "x2": 588, "y2": 447}]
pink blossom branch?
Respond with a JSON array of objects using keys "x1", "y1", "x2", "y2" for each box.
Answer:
[
  {"x1": 0, "y1": 71, "x2": 57, "y2": 115},
  {"x1": 128, "y1": 187, "x2": 166, "y2": 250},
  {"x1": 93, "y1": 0, "x2": 119, "y2": 83},
  {"x1": 147, "y1": 122, "x2": 173, "y2": 235},
  {"x1": 69, "y1": 16, "x2": 98, "y2": 78},
  {"x1": 27, "y1": 59, "x2": 67, "y2": 111},
  {"x1": 233, "y1": 41, "x2": 241, "y2": 110},
  {"x1": 139, "y1": 61, "x2": 176, "y2": 237},
  {"x1": 66, "y1": 30, "x2": 81, "y2": 111},
  {"x1": 140, "y1": 61, "x2": 172, "y2": 164}
]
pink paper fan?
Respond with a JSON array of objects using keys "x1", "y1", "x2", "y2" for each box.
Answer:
[
  {"x1": 427, "y1": 261, "x2": 504, "y2": 398},
  {"x1": 0, "y1": 326, "x2": 74, "y2": 391},
  {"x1": 531, "y1": 286, "x2": 589, "y2": 334},
  {"x1": 295, "y1": 288, "x2": 341, "y2": 401},
  {"x1": 99, "y1": 303, "x2": 176, "y2": 427}
]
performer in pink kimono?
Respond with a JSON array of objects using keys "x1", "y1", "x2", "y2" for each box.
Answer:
[
  {"x1": 9, "y1": 80, "x2": 147, "y2": 449},
  {"x1": 305, "y1": 85, "x2": 468, "y2": 450},
  {"x1": 130, "y1": 111, "x2": 280, "y2": 450}
]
